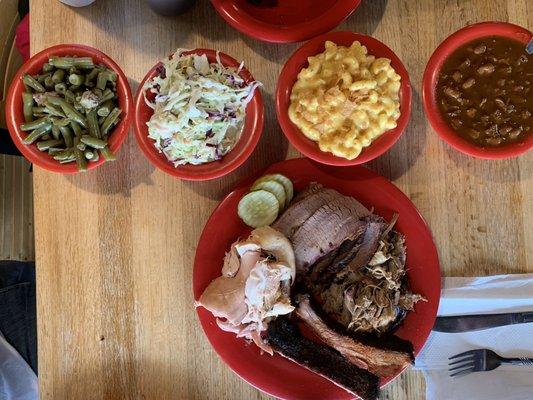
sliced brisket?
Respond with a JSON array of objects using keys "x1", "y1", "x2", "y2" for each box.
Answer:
[
  {"x1": 274, "y1": 186, "x2": 369, "y2": 240},
  {"x1": 267, "y1": 317, "x2": 379, "y2": 400}
]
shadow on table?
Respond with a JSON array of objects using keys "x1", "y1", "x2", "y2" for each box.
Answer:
[
  {"x1": 365, "y1": 88, "x2": 427, "y2": 181},
  {"x1": 184, "y1": 90, "x2": 289, "y2": 201},
  {"x1": 443, "y1": 145, "x2": 532, "y2": 183},
  {"x1": 63, "y1": 133, "x2": 156, "y2": 196},
  {"x1": 339, "y1": 0, "x2": 389, "y2": 36}
]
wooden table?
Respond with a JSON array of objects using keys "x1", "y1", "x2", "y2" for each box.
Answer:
[{"x1": 31, "y1": 1, "x2": 532, "y2": 399}]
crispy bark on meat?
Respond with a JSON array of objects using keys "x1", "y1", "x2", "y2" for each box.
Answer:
[
  {"x1": 267, "y1": 317, "x2": 379, "y2": 400},
  {"x1": 295, "y1": 295, "x2": 413, "y2": 378}
]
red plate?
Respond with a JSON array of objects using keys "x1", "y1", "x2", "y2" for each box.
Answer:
[
  {"x1": 193, "y1": 158, "x2": 441, "y2": 400},
  {"x1": 210, "y1": 0, "x2": 361, "y2": 43}
]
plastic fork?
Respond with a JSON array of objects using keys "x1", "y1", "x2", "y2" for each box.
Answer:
[{"x1": 448, "y1": 349, "x2": 533, "y2": 378}]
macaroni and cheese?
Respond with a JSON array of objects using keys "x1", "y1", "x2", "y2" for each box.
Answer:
[{"x1": 288, "y1": 41, "x2": 401, "y2": 160}]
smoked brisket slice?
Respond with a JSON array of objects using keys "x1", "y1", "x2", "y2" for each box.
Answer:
[{"x1": 267, "y1": 317, "x2": 379, "y2": 400}]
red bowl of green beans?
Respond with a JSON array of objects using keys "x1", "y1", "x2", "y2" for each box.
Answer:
[{"x1": 5, "y1": 44, "x2": 133, "y2": 173}]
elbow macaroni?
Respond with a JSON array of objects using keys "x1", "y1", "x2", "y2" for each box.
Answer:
[{"x1": 288, "y1": 41, "x2": 401, "y2": 160}]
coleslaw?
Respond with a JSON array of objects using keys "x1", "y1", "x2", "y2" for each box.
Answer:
[{"x1": 143, "y1": 49, "x2": 261, "y2": 166}]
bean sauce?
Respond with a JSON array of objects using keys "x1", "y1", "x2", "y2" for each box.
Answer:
[{"x1": 436, "y1": 36, "x2": 532, "y2": 147}]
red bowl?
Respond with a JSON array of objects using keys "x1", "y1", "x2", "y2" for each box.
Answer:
[
  {"x1": 5, "y1": 44, "x2": 133, "y2": 173},
  {"x1": 134, "y1": 49, "x2": 264, "y2": 181},
  {"x1": 276, "y1": 31, "x2": 412, "y2": 166},
  {"x1": 422, "y1": 22, "x2": 533, "y2": 159},
  {"x1": 210, "y1": 0, "x2": 361, "y2": 43}
]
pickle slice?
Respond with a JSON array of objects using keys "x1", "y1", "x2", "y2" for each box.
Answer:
[
  {"x1": 253, "y1": 174, "x2": 294, "y2": 206},
  {"x1": 238, "y1": 190, "x2": 279, "y2": 228},
  {"x1": 251, "y1": 179, "x2": 287, "y2": 210}
]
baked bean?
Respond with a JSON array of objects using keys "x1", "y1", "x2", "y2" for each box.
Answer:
[
  {"x1": 452, "y1": 71, "x2": 462, "y2": 82},
  {"x1": 473, "y1": 44, "x2": 487, "y2": 54},
  {"x1": 477, "y1": 64, "x2": 495, "y2": 75},
  {"x1": 444, "y1": 86, "x2": 461, "y2": 101},
  {"x1": 508, "y1": 128, "x2": 522, "y2": 139},
  {"x1": 466, "y1": 108, "x2": 477, "y2": 118},
  {"x1": 486, "y1": 137, "x2": 502, "y2": 146},
  {"x1": 462, "y1": 77, "x2": 475, "y2": 89}
]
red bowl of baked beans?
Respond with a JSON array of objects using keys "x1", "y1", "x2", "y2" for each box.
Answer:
[{"x1": 423, "y1": 22, "x2": 533, "y2": 159}]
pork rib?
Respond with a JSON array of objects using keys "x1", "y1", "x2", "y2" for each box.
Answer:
[
  {"x1": 267, "y1": 317, "x2": 379, "y2": 400},
  {"x1": 295, "y1": 295, "x2": 413, "y2": 378}
]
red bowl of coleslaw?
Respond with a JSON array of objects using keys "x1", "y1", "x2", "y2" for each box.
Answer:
[{"x1": 134, "y1": 49, "x2": 264, "y2": 181}]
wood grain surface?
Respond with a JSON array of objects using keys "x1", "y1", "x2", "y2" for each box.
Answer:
[{"x1": 30, "y1": 1, "x2": 532, "y2": 399}]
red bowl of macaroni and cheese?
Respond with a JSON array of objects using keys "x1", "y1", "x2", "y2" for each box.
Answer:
[{"x1": 276, "y1": 31, "x2": 412, "y2": 166}]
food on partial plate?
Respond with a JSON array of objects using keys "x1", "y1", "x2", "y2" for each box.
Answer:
[
  {"x1": 19, "y1": 56, "x2": 121, "y2": 170},
  {"x1": 200, "y1": 180, "x2": 425, "y2": 400},
  {"x1": 143, "y1": 49, "x2": 261, "y2": 166},
  {"x1": 196, "y1": 226, "x2": 295, "y2": 354},
  {"x1": 238, "y1": 174, "x2": 294, "y2": 228},
  {"x1": 288, "y1": 40, "x2": 401, "y2": 160},
  {"x1": 437, "y1": 36, "x2": 532, "y2": 147}
]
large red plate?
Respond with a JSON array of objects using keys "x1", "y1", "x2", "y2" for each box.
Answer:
[{"x1": 193, "y1": 158, "x2": 441, "y2": 400}]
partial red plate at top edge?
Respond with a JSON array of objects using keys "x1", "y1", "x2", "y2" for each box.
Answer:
[
  {"x1": 193, "y1": 158, "x2": 441, "y2": 400},
  {"x1": 210, "y1": 0, "x2": 361, "y2": 43}
]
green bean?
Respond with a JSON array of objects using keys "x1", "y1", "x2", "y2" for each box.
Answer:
[
  {"x1": 86, "y1": 109, "x2": 101, "y2": 138},
  {"x1": 54, "y1": 83, "x2": 67, "y2": 94},
  {"x1": 96, "y1": 70, "x2": 116, "y2": 90},
  {"x1": 53, "y1": 149, "x2": 74, "y2": 161},
  {"x1": 96, "y1": 100, "x2": 112, "y2": 117},
  {"x1": 47, "y1": 148, "x2": 63, "y2": 156},
  {"x1": 69, "y1": 73, "x2": 84, "y2": 86},
  {"x1": 70, "y1": 121, "x2": 82, "y2": 137},
  {"x1": 52, "y1": 69, "x2": 65, "y2": 84},
  {"x1": 51, "y1": 117, "x2": 71, "y2": 127},
  {"x1": 44, "y1": 76, "x2": 54, "y2": 89},
  {"x1": 22, "y1": 92, "x2": 34, "y2": 123},
  {"x1": 23, "y1": 123, "x2": 52, "y2": 144},
  {"x1": 20, "y1": 116, "x2": 50, "y2": 131},
  {"x1": 22, "y1": 74, "x2": 45, "y2": 93},
  {"x1": 42, "y1": 62, "x2": 54, "y2": 73},
  {"x1": 59, "y1": 126, "x2": 73, "y2": 148},
  {"x1": 77, "y1": 142, "x2": 87, "y2": 151},
  {"x1": 65, "y1": 90, "x2": 76, "y2": 104},
  {"x1": 93, "y1": 88, "x2": 103, "y2": 97},
  {"x1": 47, "y1": 96, "x2": 87, "y2": 127},
  {"x1": 43, "y1": 102, "x2": 66, "y2": 118},
  {"x1": 32, "y1": 106, "x2": 46, "y2": 114},
  {"x1": 37, "y1": 139, "x2": 63, "y2": 151},
  {"x1": 100, "y1": 107, "x2": 121, "y2": 136},
  {"x1": 80, "y1": 135, "x2": 107, "y2": 149},
  {"x1": 51, "y1": 125, "x2": 61, "y2": 140},
  {"x1": 74, "y1": 148, "x2": 88, "y2": 171},
  {"x1": 36, "y1": 73, "x2": 51, "y2": 83},
  {"x1": 49, "y1": 56, "x2": 94, "y2": 70},
  {"x1": 42, "y1": 134, "x2": 51, "y2": 141},
  {"x1": 84, "y1": 149, "x2": 95, "y2": 160},
  {"x1": 98, "y1": 88, "x2": 114, "y2": 105},
  {"x1": 84, "y1": 68, "x2": 99, "y2": 86},
  {"x1": 69, "y1": 66, "x2": 80, "y2": 75},
  {"x1": 100, "y1": 146, "x2": 116, "y2": 161},
  {"x1": 69, "y1": 84, "x2": 81, "y2": 93}
]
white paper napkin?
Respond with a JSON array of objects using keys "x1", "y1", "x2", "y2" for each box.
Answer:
[{"x1": 414, "y1": 274, "x2": 533, "y2": 400}]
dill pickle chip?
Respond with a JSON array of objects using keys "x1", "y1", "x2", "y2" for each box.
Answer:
[
  {"x1": 250, "y1": 179, "x2": 287, "y2": 210},
  {"x1": 238, "y1": 190, "x2": 279, "y2": 228},
  {"x1": 253, "y1": 174, "x2": 294, "y2": 206}
]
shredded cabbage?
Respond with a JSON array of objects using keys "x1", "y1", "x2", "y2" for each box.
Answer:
[{"x1": 143, "y1": 49, "x2": 261, "y2": 166}]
